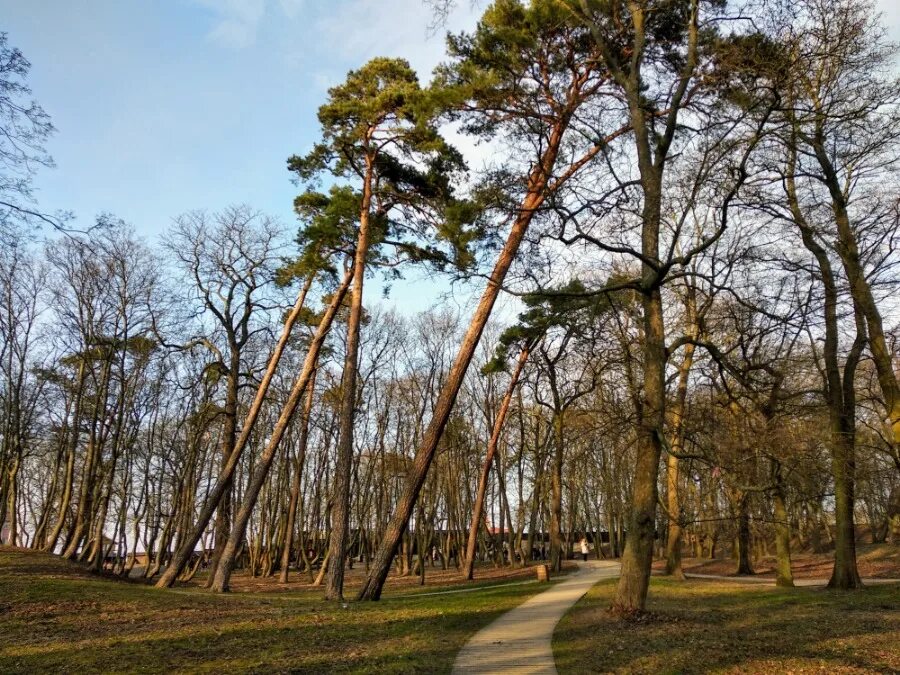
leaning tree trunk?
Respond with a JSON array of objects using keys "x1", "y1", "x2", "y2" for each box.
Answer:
[
  {"x1": 325, "y1": 162, "x2": 373, "y2": 602},
  {"x1": 356, "y1": 156, "x2": 558, "y2": 601},
  {"x1": 209, "y1": 271, "x2": 353, "y2": 593},
  {"x1": 462, "y1": 345, "x2": 530, "y2": 580},
  {"x1": 352, "y1": 86, "x2": 616, "y2": 599},
  {"x1": 155, "y1": 270, "x2": 325, "y2": 588},
  {"x1": 43, "y1": 360, "x2": 82, "y2": 553},
  {"x1": 278, "y1": 368, "x2": 317, "y2": 583},
  {"x1": 205, "y1": 351, "x2": 240, "y2": 586}
]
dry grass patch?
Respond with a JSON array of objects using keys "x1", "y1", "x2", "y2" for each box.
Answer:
[
  {"x1": 554, "y1": 577, "x2": 899, "y2": 674},
  {"x1": 1, "y1": 547, "x2": 559, "y2": 674}
]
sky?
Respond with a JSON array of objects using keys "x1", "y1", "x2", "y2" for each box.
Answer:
[
  {"x1": 1, "y1": 0, "x2": 485, "y2": 313},
  {"x1": 3, "y1": 0, "x2": 900, "y2": 313}
]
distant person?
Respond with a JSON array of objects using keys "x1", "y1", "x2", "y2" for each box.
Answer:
[{"x1": 580, "y1": 537, "x2": 589, "y2": 562}]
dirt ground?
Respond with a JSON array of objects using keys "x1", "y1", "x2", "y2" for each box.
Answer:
[
  {"x1": 177, "y1": 557, "x2": 578, "y2": 594},
  {"x1": 651, "y1": 542, "x2": 900, "y2": 579}
]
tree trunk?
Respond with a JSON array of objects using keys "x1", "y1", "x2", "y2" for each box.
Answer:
[
  {"x1": 787, "y1": 141, "x2": 863, "y2": 590},
  {"x1": 205, "y1": 351, "x2": 239, "y2": 586},
  {"x1": 278, "y1": 369, "x2": 317, "y2": 583},
  {"x1": 461, "y1": 345, "x2": 529, "y2": 580},
  {"x1": 209, "y1": 272, "x2": 352, "y2": 593},
  {"x1": 887, "y1": 484, "x2": 900, "y2": 545},
  {"x1": 828, "y1": 427, "x2": 862, "y2": 589},
  {"x1": 43, "y1": 361, "x2": 82, "y2": 553},
  {"x1": 157, "y1": 269, "x2": 337, "y2": 589},
  {"x1": 356, "y1": 131, "x2": 564, "y2": 601},
  {"x1": 614, "y1": 283, "x2": 666, "y2": 613},
  {"x1": 813, "y1": 139, "x2": 900, "y2": 452},
  {"x1": 325, "y1": 162, "x2": 373, "y2": 601},
  {"x1": 664, "y1": 329, "x2": 695, "y2": 580},
  {"x1": 735, "y1": 495, "x2": 754, "y2": 576},
  {"x1": 549, "y1": 412, "x2": 565, "y2": 573},
  {"x1": 772, "y1": 469, "x2": 794, "y2": 587}
]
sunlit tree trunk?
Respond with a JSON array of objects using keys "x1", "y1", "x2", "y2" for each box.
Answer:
[
  {"x1": 665, "y1": 326, "x2": 695, "y2": 580},
  {"x1": 279, "y1": 368, "x2": 317, "y2": 583},
  {"x1": 325, "y1": 156, "x2": 374, "y2": 602},
  {"x1": 462, "y1": 345, "x2": 530, "y2": 580},
  {"x1": 771, "y1": 462, "x2": 794, "y2": 587},
  {"x1": 357, "y1": 181, "x2": 552, "y2": 601},
  {"x1": 209, "y1": 271, "x2": 352, "y2": 593},
  {"x1": 156, "y1": 270, "x2": 325, "y2": 588}
]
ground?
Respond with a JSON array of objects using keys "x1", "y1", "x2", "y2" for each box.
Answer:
[
  {"x1": 183, "y1": 556, "x2": 569, "y2": 594},
  {"x1": 652, "y1": 543, "x2": 900, "y2": 580},
  {"x1": 554, "y1": 577, "x2": 900, "y2": 674},
  {"x1": 5, "y1": 546, "x2": 899, "y2": 673},
  {"x1": 0, "y1": 547, "x2": 565, "y2": 674}
]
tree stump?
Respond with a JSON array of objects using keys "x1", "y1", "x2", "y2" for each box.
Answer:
[{"x1": 536, "y1": 563, "x2": 550, "y2": 582}]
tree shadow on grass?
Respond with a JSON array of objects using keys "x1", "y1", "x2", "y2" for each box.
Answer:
[
  {"x1": 553, "y1": 579, "x2": 900, "y2": 674},
  {"x1": 0, "y1": 567, "x2": 542, "y2": 674}
]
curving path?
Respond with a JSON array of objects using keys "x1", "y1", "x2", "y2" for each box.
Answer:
[{"x1": 452, "y1": 560, "x2": 620, "y2": 674}]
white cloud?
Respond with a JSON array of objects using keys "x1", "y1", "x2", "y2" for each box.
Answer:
[
  {"x1": 277, "y1": 0, "x2": 304, "y2": 19},
  {"x1": 314, "y1": 0, "x2": 479, "y2": 76},
  {"x1": 194, "y1": 0, "x2": 303, "y2": 48}
]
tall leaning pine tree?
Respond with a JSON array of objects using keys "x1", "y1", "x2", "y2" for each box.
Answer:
[
  {"x1": 357, "y1": 0, "x2": 622, "y2": 601},
  {"x1": 291, "y1": 57, "x2": 467, "y2": 602}
]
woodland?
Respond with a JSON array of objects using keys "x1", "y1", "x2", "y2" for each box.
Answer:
[{"x1": 1, "y1": 0, "x2": 899, "y2": 635}]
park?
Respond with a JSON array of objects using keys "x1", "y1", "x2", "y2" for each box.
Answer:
[{"x1": 1, "y1": 0, "x2": 899, "y2": 672}]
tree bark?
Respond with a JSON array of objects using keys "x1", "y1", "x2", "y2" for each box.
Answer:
[
  {"x1": 325, "y1": 156, "x2": 374, "y2": 601},
  {"x1": 735, "y1": 494, "x2": 754, "y2": 575},
  {"x1": 156, "y1": 269, "x2": 328, "y2": 588},
  {"x1": 356, "y1": 154, "x2": 558, "y2": 601},
  {"x1": 664, "y1": 328, "x2": 695, "y2": 580},
  {"x1": 209, "y1": 270, "x2": 353, "y2": 593},
  {"x1": 812, "y1": 139, "x2": 900, "y2": 453},
  {"x1": 278, "y1": 368, "x2": 317, "y2": 583},
  {"x1": 786, "y1": 142, "x2": 863, "y2": 590},
  {"x1": 772, "y1": 469, "x2": 794, "y2": 587},
  {"x1": 614, "y1": 281, "x2": 666, "y2": 612},
  {"x1": 462, "y1": 345, "x2": 530, "y2": 580}
]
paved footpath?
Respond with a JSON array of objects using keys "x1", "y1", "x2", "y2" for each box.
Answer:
[{"x1": 452, "y1": 560, "x2": 620, "y2": 675}]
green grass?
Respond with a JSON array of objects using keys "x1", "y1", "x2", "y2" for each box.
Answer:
[
  {"x1": 553, "y1": 577, "x2": 900, "y2": 674},
  {"x1": 0, "y1": 548, "x2": 555, "y2": 674}
]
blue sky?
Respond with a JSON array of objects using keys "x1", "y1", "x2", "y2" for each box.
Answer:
[
  {"x1": 3, "y1": 0, "x2": 900, "y2": 312},
  {"x1": 1, "y1": 0, "x2": 484, "y2": 311},
  {"x1": 1, "y1": 0, "x2": 479, "y2": 234}
]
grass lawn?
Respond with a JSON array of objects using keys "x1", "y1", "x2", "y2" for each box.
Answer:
[
  {"x1": 0, "y1": 548, "x2": 556, "y2": 674},
  {"x1": 553, "y1": 577, "x2": 900, "y2": 674}
]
